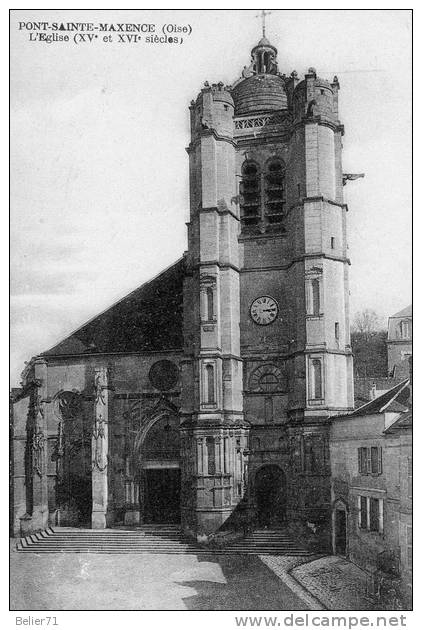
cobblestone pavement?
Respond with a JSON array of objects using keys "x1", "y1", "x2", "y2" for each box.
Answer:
[
  {"x1": 259, "y1": 555, "x2": 325, "y2": 610},
  {"x1": 291, "y1": 556, "x2": 373, "y2": 610}
]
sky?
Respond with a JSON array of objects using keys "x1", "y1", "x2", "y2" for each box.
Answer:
[{"x1": 10, "y1": 9, "x2": 412, "y2": 386}]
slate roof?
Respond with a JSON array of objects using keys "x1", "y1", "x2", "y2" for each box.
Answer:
[
  {"x1": 42, "y1": 258, "x2": 185, "y2": 357},
  {"x1": 384, "y1": 410, "x2": 412, "y2": 433},
  {"x1": 347, "y1": 379, "x2": 410, "y2": 417},
  {"x1": 390, "y1": 305, "x2": 412, "y2": 319},
  {"x1": 354, "y1": 377, "x2": 404, "y2": 405}
]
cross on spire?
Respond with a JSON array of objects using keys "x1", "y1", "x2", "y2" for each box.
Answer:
[{"x1": 256, "y1": 10, "x2": 272, "y2": 37}]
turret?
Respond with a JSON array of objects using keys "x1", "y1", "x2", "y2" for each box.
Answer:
[
  {"x1": 292, "y1": 68, "x2": 340, "y2": 125},
  {"x1": 182, "y1": 73, "x2": 245, "y2": 540},
  {"x1": 190, "y1": 82, "x2": 234, "y2": 140}
]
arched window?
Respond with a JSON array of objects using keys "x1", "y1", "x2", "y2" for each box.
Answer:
[
  {"x1": 240, "y1": 161, "x2": 260, "y2": 232},
  {"x1": 206, "y1": 287, "x2": 214, "y2": 321},
  {"x1": 259, "y1": 372, "x2": 279, "y2": 391},
  {"x1": 311, "y1": 359, "x2": 323, "y2": 399},
  {"x1": 205, "y1": 364, "x2": 215, "y2": 404},
  {"x1": 265, "y1": 160, "x2": 286, "y2": 230},
  {"x1": 312, "y1": 279, "x2": 320, "y2": 315},
  {"x1": 206, "y1": 437, "x2": 215, "y2": 475}
]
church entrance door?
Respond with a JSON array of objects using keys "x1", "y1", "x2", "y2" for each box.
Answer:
[
  {"x1": 143, "y1": 468, "x2": 181, "y2": 524},
  {"x1": 255, "y1": 465, "x2": 286, "y2": 527}
]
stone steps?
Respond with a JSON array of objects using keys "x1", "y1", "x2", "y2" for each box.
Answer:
[{"x1": 15, "y1": 526, "x2": 311, "y2": 556}]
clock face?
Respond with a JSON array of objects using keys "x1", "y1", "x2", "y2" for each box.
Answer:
[{"x1": 250, "y1": 296, "x2": 279, "y2": 326}]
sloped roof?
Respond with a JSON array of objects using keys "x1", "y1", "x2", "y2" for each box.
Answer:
[
  {"x1": 384, "y1": 410, "x2": 412, "y2": 433},
  {"x1": 354, "y1": 377, "x2": 403, "y2": 405},
  {"x1": 42, "y1": 258, "x2": 185, "y2": 357},
  {"x1": 347, "y1": 379, "x2": 410, "y2": 417},
  {"x1": 390, "y1": 305, "x2": 412, "y2": 319}
]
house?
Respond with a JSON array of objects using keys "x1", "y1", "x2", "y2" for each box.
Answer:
[
  {"x1": 387, "y1": 306, "x2": 412, "y2": 378},
  {"x1": 330, "y1": 380, "x2": 412, "y2": 607}
]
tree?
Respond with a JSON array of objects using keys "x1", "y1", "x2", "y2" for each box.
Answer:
[
  {"x1": 351, "y1": 310, "x2": 388, "y2": 378},
  {"x1": 352, "y1": 309, "x2": 381, "y2": 339}
]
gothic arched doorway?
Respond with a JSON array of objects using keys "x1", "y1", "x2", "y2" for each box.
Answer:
[
  {"x1": 136, "y1": 411, "x2": 181, "y2": 524},
  {"x1": 254, "y1": 465, "x2": 286, "y2": 527}
]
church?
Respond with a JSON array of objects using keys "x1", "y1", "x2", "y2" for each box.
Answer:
[{"x1": 11, "y1": 30, "x2": 355, "y2": 544}]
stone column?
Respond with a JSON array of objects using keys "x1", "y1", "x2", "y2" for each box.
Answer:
[
  {"x1": 196, "y1": 438, "x2": 203, "y2": 475},
  {"x1": 224, "y1": 437, "x2": 229, "y2": 474},
  {"x1": 202, "y1": 437, "x2": 208, "y2": 474},
  {"x1": 214, "y1": 437, "x2": 221, "y2": 474},
  {"x1": 92, "y1": 367, "x2": 110, "y2": 529},
  {"x1": 219, "y1": 435, "x2": 225, "y2": 474},
  {"x1": 31, "y1": 358, "x2": 48, "y2": 532}
]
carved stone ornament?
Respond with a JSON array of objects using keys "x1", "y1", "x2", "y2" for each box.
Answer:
[
  {"x1": 199, "y1": 274, "x2": 217, "y2": 289},
  {"x1": 92, "y1": 413, "x2": 108, "y2": 472},
  {"x1": 235, "y1": 111, "x2": 293, "y2": 131},
  {"x1": 55, "y1": 391, "x2": 81, "y2": 421},
  {"x1": 32, "y1": 426, "x2": 45, "y2": 477},
  {"x1": 94, "y1": 372, "x2": 106, "y2": 405}
]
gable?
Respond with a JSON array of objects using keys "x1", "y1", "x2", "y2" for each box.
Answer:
[{"x1": 42, "y1": 258, "x2": 185, "y2": 356}]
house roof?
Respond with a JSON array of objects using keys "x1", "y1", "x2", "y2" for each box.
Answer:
[
  {"x1": 41, "y1": 258, "x2": 185, "y2": 357},
  {"x1": 336, "y1": 379, "x2": 410, "y2": 419},
  {"x1": 384, "y1": 410, "x2": 412, "y2": 433},
  {"x1": 354, "y1": 377, "x2": 403, "y2": 405},
  {"x1": 390, "y1": 305, "x2": 412, "y2": 319}
]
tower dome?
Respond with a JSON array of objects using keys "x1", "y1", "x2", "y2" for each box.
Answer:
[
  {"x1": 232, "y1": 74, "x2": 287, "y2": 116},
  {"x1": 232, "y1": 36, "x2": 288, "y2": 116}
]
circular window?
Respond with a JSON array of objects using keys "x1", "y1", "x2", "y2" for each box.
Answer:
[{"x1": 149, "y1": 360, "x2": 179, "y2": 391}]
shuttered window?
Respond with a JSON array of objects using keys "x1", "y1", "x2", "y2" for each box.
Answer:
[{"x1": 358, "y1": 446, "x2": 382, "y2": 475}]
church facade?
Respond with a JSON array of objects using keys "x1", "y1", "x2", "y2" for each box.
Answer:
[{"x1": 11, "y1": 35, "x2": 354, "y2": 542}]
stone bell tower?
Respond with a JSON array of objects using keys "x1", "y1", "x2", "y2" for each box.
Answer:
[
  {"x1": 180, "y1": 82, "x2": 248, "y2": 539},
  {"x1": 181, "y1": 32, "x2": 354, "y2": 540}
]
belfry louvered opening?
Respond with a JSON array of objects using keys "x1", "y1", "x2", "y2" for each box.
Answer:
[
  {"x1": 240, "y1": 161, "x2": 260, "y2": 230},
  {"x1": 265, "y1": 159, "x2": 286, "y2": 229}
]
